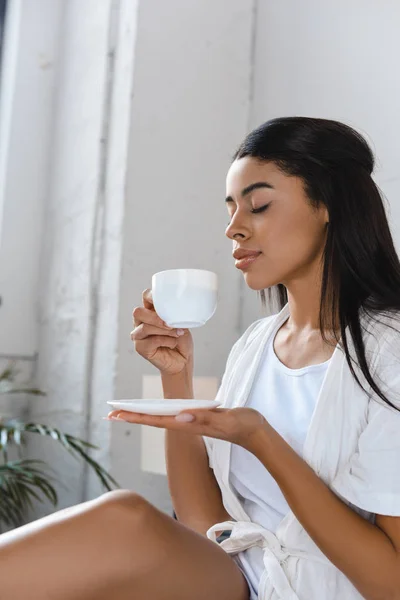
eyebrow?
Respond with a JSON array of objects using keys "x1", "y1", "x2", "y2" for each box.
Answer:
[{"x1": 225, "y1": 181, "x2": 273, "y2": 203}]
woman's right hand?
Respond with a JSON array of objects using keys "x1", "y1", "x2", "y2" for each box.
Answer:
[{"x1": 131, "y1": 289, "x2": 194, "y2": 376}]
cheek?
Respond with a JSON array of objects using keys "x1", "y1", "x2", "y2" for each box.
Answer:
[
  {"x1": 256, "y1": 211, "x2": 298, "y2": 252},
  {"x1": 260, "y1": 211, "x2": 323, "y2": 261}
]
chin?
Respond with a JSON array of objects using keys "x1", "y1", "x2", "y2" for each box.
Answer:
[{"x1": 243, "y1": 272, "x2": 278, "y2": 291}]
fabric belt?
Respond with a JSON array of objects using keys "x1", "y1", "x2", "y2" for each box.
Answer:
[{"x1": 207, "y1": 520, "x2": 330, "y2": 600}]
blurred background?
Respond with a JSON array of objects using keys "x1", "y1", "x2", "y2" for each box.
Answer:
[{"x1": 0, "y1": 0, "x2": 399, "y2": 527}]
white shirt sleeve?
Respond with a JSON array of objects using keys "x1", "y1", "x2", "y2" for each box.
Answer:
[{"x1": 331, "y1": 327, "x2": 400, "y2": 516}]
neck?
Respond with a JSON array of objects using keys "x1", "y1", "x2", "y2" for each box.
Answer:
[
  {"x1": 286, "y1": 289, "x2": 321, "y2": 332},
  {"x1": 283, "y1": 265, "x2": 337, "y2": 336}
]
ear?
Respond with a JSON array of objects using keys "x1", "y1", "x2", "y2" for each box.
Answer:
[{"x1": 321, "y1": 205, "x2": 329, "y2": 226}]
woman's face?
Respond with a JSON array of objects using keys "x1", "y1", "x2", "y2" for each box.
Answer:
[{"x1": 225, "y1": 157, "x2": 329, "y2": 290}]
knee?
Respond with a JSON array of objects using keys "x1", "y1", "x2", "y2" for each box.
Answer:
[
  {"x1": 93, "y1": 491, "x2": 158, "y2": 572},
  {"x1": 95, "y1": 490, "x2": 153, "y2": 529},
  {"x1": 99, "y1": 489, "x2": 148, "y2": 508}
]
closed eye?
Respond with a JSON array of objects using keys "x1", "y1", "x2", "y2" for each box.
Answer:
[
  {"x1": 251, "y1": 204, "x2": 270, "y2": 214},
  {"x1": 226, "y1": 203, "x2": 270, "y2": 226}
]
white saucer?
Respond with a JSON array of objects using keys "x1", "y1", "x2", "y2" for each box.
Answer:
[{"x1": 107, "y1": 399, "x2": 222, "y2": 416}]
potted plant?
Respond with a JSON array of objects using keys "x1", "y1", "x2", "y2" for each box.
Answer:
[{"x1": 0, "y1": 362, "x2": 118, "y2": 531}]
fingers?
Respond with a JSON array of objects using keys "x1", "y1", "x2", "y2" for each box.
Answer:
[
  {"x1": 106, "y1": 408, "x2": 222, "y2": 429},
  {"x1": 142, "y1": 288, "x2": 154, "y2": 310},
  {"x1": 135, "y1": 334, "x2": 180, "y2": 357},
  {"x1": 132, "y1": 305, "x2": 172, "y2": 330},
  {"x1": 107, "y1": 410, "x2": 178, "y2": 427},
  {"x1": 131, "y1": 323, "x2": 183, "y2": 341},
  {"x1": 106, "y1": 410, "x2": 196, "y2": 429}
]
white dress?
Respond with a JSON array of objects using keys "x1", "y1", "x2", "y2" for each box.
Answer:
[{"x1": 203, "y1": 303, "x2": 400, "y2": 600}]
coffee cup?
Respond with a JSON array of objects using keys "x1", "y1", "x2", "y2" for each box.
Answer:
[{"x1": 151, "y1": 269, "x2": 218, "y2": 328}]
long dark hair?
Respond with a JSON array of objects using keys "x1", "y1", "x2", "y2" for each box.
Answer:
[{"x1": 234, "y1": 116, "x2": 400, "y2": 411}]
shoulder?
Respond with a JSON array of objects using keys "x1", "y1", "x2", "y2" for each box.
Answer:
[
  {"x1": 360, "y1": 309, "x2": 400, "y2": 410},
  {"x1": 360, "y1": 309, "x2": 400, "y2": 363}
]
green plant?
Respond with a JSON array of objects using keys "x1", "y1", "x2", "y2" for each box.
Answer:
[{"x1": 0, "y1": 363, "x2": 118, "y2": 530}]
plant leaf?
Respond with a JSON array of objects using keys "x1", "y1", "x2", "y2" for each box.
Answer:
[
  {"x1": 0, "y1": 362, "x2": 46, "y2": 396},
  {"x1": 0, "y1": 460, "x2": 58, "y2": 529},
  {"x1": 0, "y1": 416, "x2": 118, "y2": 529},
  {"x1": 0, "y1": 363, "x2": 17, "y2": 382},
  {"x1": 5, "y1": 387, "x2": 46, "y2": 396},
  {"x1": 22, "y1": 424, "x2": 119, "y2": 491}
]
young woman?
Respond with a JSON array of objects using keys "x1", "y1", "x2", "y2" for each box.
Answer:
[
  {"x1": 113, "y1": 117, "x2": 400, "y2": 599},
  {"x1": 1, "y1": 117, "x2": 399, "y2": 600}
]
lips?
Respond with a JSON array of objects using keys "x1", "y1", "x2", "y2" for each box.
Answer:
[
  {"x1": 232, "y1": 249, "x2": 262, "y2": 260},
  {"x1": 233, "y1": 249, "x2": 262, "y2": 270}
]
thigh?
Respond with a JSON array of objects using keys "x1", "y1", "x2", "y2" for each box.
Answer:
[
  {"x1": 0, "y1": 491, "x2": 250, "y2": 600},
  {"x1": 0, "y1": 492, "x2": 138, "y2": 600},
  {"x1": 130, "y1": 496, "x2": 250, "y2": 600}
]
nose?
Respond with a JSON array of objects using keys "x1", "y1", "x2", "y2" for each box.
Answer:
[{"x1": 225, "y1": 210, "x2": 251, "y2": 241}]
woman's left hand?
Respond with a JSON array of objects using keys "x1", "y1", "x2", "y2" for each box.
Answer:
[{"x1": 106, "y1": 406, "x2": 267, "y2": 452}]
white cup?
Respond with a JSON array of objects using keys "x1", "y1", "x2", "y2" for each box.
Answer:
[{"x1": 151, "y1": 269, "x2": 218, "y2": 328}]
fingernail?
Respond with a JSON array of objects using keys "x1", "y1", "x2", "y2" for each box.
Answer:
[
  {"x1": 175, "y1": 413, "x2": 194, "y2": 422},
  {"x1": 177, "y1": 329, "x2": 185, "y2": 336}
]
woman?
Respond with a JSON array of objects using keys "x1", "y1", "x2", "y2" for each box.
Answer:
[
  {"x1": 1, "y1": 117, "x2": 399, "y2": 600},
  {"x1": 115, "y1": 117, "x2": 400, "y2": 599}
]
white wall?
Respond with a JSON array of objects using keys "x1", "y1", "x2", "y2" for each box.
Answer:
[
  {"x1": 251, "y1": 0, "x2": 400, "y2": 241},
  {"x1": 6, "y1": 0, "x2": 400, "y2": 520},
  {"x1": 240, "y1": 0, "x2": 400, "y2": 328},
  {"x1": 110, "y1": 0, "x2": 255, "y2": 511},
  {"x1": 0, "y1": 0, "x2": 63, "y2": 357},
  {"x1": 28, "y1": 0, "x2": 117, "y2": 513},
  {"x1": 22, "y1": 0, "x2": 256, "y2": 517}
]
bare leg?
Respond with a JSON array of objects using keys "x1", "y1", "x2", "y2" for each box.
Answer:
[{"x1": 0, "y1": 490, "x2": 250, "y2": 600}]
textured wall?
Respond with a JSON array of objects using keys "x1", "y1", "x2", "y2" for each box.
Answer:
[
  {"x1": 19, "y1": 0, "x2": 400, "y2": 520},
  {"x1": 110, "y1": 0, "x2": 256, "y2": 513},
  {"x1": 23, "y1": 0, "x2": 257, "y2": 518},
  {"x1": 250, "y1": 0, "x2": 400, "y2": 248},
  {"x1": 28, "y1": 0, "x2": 116, "y2": 515}
]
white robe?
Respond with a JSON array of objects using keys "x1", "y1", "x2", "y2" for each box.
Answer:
[{"x1": 203, "y1": 303, "x2": 400, "y2": 599}]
